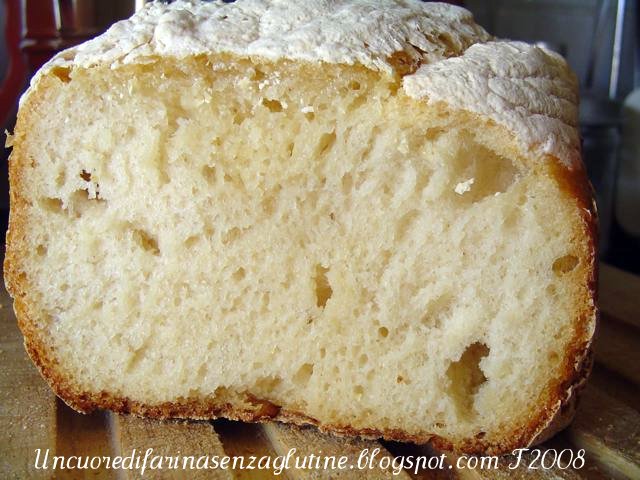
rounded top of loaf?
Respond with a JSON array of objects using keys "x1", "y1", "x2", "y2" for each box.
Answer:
[{"x1": 32, "y1": 0, "x2": 580, "y2": 167}]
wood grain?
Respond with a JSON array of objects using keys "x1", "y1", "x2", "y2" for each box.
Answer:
[
  {"x1": 599, "y1": 263, "x2": 640, "y2": 329},
  {"x1": 214, "y1": 419, "x2": 283, "y2": 479},
  {"x1": 568, "y1": 385, "x2": 640, "y2": 479},
  {"x1": 55, "y1": 402, "x2": 113, "y2": 479},
  {"x1": 0, "y1": 290, "x2": 56, "y2": 479},
  {"x1": 264, "y1": 422, "x2": 410, "y2": 479},
  {"x1": 593, "y1": 313, "x2": 640, "y2": 386},
  {"x1": 112, "y1": 416, "x2": 232, "y2": 479}
]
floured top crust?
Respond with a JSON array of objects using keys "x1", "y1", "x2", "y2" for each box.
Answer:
[
  {"x1": 403, "y1": 41, "x2": 580, "y2": 167},
  {"x1": 28, "y1": 0, "x2": 579, "y2": 166}
]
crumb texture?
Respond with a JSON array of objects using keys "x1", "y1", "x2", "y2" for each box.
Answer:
[{"x1": 7, "y1": 55, "x2": 594, "y2": 450}]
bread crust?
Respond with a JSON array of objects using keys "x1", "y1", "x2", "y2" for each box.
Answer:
[{"x1": 4, "y1": 76, "x2": 598, "y2": 455}]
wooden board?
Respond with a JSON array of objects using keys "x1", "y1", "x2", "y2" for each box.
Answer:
[{"x1": 1, "y1": 263, "x2": 638, "y2": 479}]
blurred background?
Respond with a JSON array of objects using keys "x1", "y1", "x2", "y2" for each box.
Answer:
[{"x1": 1, "y1": 0, "x2": 639, "y2": 273}]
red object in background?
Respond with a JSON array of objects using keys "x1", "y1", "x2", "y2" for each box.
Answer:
[
  {"x1": 1, "y1": 0, "x2": 78, "y2": 127},
  {"x1": 0, "y1": 0, "x2": 26, "y2": 128},
  {"x1": 0, "y1": 0, "x2": 134, "y2": 128}
]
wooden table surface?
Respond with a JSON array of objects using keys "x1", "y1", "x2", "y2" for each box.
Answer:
[{"x1": 1, "y1": 263, "x2": 639, "y2": 479}]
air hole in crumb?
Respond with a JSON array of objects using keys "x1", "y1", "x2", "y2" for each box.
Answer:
[
  {"x1": 396, "y1": 209, "x2": 419, "y2": 242},
  {"x1": 424, "y1": 128, "x2": 445, "y2": 141},
  {"x1": 202, "y1": 224, "x2": 216, "y2": 240},
  {"x1": 446, "y1": 342, "x2": 490, "y2": 419},
  {"x1": 222, "y1": 226, "x2": 243, "y2": 245},
  {"x1": 387, "y1": 82, "x2": 401, "y2": 96},
  {"x1": 184, "y1": 235, "x2": 199, "y2": 248},
  {"x1": 341, "y1": 173, "x2": 353, "y2": 194},
  {"x1": 358, "y1": 354, "x2": 368, "y2": 367},
  {"x1": 252, "y1": 68, "x2": 266, "y2": 81},
  {"x1": 36, "y1": 244, "x2": 47, "y2": 256},
  {"x1": 313, "y1": 265, "x2": 332, "y2": 308},
  {"x1": 232, "y1": 267, "x2": 246, "y2": 282},
  {"x1": 255, "y1": 375, "x2": 282, "y2": 391},
  {"x1": 261, "y1": 291, "x2": 271, "y2": 312},
  {"x1": 286, "y1": 142, "x2": 294, "y2": 158},
  {"x1": 378, "y1": 326, "x2": 389, "y2": 338},
  {"x1": 132, "y1": 229, "x2": 160, "y2": 255},
  {"x1": 40, "y1": 198, "x2": 63, "y2": 213},
  {"x1": 195, "y1": 364, "x2": 208, "y2": 382},
  {"x1": 319, "y1": 347, "x2": 326, "y2": 359},
  {"x1": 202, "y1": 165, "x2": 217, "y2": 185},
  {"x1": 354, "y1": 385, "x2": 364, "y2": 396},
  {"x1": 67, "y1": 189, "x2": 106, "y2": 217},
  {"x1": 51, "y1": 66, "x2": 71, "y2": 83},
  {"x1": 421, "y1": 293, "x2": 454, "y2": 329},
  {"x1": 503, "y1": 209, "x2": 520, "y2": 229},
  {"x1": 552, "y1": 255, "x2": 578, "y2": 275},
  {"x1": 232, "y1": 111, "x2": 247, "y2": 125},
  {"x1": 317, "y1": 131, "x2": 336, "y2": 155},
  {"x1": 261, "y1": 195, "x2": 277, "y2": 216},
  {"x1": 348, "y1": 80, "x2": 361, "y2": 90},
  {"x1": 451, "y1": 140, "x2": 518, "y2": 204},
  {"x1": 55, "y1": 170, "x2": 66, "y2": 187},
  {"x1": 293, "y1": 363, "x2": 314, "y2": 387},
  {"x1": 304, "y1": 111, "x2": 315, "y2": 121},
  {"x1": 262, "y1": 98, "x2": 283, "y2": 112},
  {"x1": 347, "y1": 95, "x2": 367, "y2": 112}
]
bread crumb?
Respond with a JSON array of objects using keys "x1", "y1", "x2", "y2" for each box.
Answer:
[
  {"x1": 4, "y1": 130, "x2": 14, "y2": 148},
  {"x1": 454, "y1": 178, "x2": 474, "y2": 194},
  {"x1": 301, "y1": 106, "x2": 314, "y2": 113}
]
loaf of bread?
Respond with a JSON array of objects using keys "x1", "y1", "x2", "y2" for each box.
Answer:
[{"x1": 4, "y1": 0, "x2": 597, "y2": 454}]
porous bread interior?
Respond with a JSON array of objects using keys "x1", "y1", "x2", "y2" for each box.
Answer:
[{"x1": 11, "y1": 56, "x2": 589, "y2": 446}]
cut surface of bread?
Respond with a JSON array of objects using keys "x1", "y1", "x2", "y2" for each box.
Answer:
[{"x1": 4, "y1": 0, "x2": 596, "y2": 455}]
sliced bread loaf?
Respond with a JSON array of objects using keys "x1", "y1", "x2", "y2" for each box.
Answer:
[{"x1": 4, "y1": 0, "x2": 597, "y2": 454}]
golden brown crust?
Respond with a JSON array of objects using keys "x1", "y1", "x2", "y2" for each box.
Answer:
[
  {"x1": 4, "y1": 71, "x2": 598, "y2": 456},
  {"x1": 524, "y1": 157, "x2": 598, "y2": 447}
]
